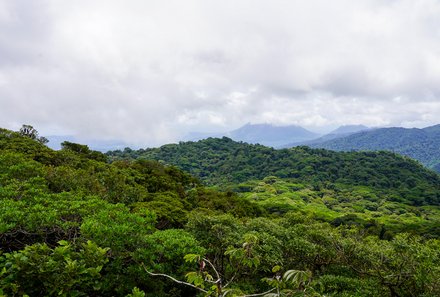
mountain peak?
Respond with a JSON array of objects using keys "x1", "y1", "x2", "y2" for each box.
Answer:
[
  {"x1": 330, "y1": 125, "x2": 369, "y2": 135},
  {"x1": 229, "y1": 123, "x2": 319, "y2": 147},
  {"x1": 185, "y1": 123, "x2": 319, "y2": 147}
]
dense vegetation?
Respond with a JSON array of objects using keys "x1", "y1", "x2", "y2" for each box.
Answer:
[
  {"x1": 305, "y1": 125, "x2": 440, "y2": 173},
  {"x1": 107, "y1": 137, "x2": 440, "y2": 206},
  {"x1": 2, "y1": 128, "x2": 440, "y2": 296}
]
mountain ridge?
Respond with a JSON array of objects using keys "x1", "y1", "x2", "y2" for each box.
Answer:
[
  {"x1": 185, "y1": 123, "x2": 319, "y2": 147},
  {"x1": 282, "y1": 124, "x2": 371, "y2": 148},
  {"x1": 307, "y1": 124, "x2": 440, "y2": 172},
  {"x1": 329, "y1": 124, "x2": 370, "y2": 134}
]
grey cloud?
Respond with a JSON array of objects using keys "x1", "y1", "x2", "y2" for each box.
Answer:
[
  {"x1": 0, "y1": 1, "x2": 52, "y2": 66},
  {"x1": 1, "y1": 0, "x2": 440, "y2": 146}
]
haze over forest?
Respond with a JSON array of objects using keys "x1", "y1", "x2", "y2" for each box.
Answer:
[{"x1": 2, "y1": 0, "x2": 440, "y2": 147}]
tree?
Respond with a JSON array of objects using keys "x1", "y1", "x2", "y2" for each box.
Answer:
[{"x1": 18, "y1": 124, "x2": 48, "y2": 144}]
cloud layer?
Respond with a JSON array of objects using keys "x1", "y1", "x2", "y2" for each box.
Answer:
[{"x1": 1, "y1": 0, "x2": 440, "y2": 146}]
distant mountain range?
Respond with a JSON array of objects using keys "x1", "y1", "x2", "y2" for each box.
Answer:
[
  {"x1": 296, "y1": 124, "x2": 440, "y2": 173},
  {"x1": 282, "y1": 125, "x2": 370, "y2": 148},
  {"x1": 185, "y1": 123, "x2": 319, "y2": 147},
  {"x1": 330, "y1": 124, "x2": 370, "y2": 135},
  {"x1": 46, "y1": 122, "x2": 440, "y2": 174},
  {"x1": 46, "y1": 123, "x2": 320, "y2": 151}
]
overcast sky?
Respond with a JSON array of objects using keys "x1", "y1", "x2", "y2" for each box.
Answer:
[{"x1": 1, "y1": 0, "x2": 440, "y2": 146}]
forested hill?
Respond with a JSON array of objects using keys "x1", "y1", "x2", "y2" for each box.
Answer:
[
  {"x1": 3, "y1": 127, "x2": 440, "y2": 296},
  {"x1": 307, "y1": 125, "x2": 440, "y2": 172},
  {"x1": 0, "y1": 127, "x2": 266, "y2": 295},
  {"x1": 107, "y1": 137, "x2": 440, "y2": 206}
]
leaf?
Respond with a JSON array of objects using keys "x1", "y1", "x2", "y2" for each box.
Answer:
[
  {"x1": 272, "y1": 265, "x2": 281, "y2": 273},
  {"x1": 283, "y1": 270, "x2": 312, "y2": 286},
  {"x1": 58, "y1": 240, "x2": 69, "y2": 246},
  {"x1": 185, "y1": 272, "x2": 205, "y2": 288},
  {"x1": 184, "y1": 254, "x2": 200, "y2": 263}
]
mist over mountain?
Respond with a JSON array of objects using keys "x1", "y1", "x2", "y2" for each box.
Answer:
[
  {"x1": 185, "y1": 123, "x2": 319, "y2": 147},
  {"x1": 282, "y1": 124, "x2": 371, "y2": 148},
  {"x1": 228, "y1": 123, "x2": 319, "y2": 147},
  {"x1": 329, "y1": 125, "x2": 370, "y2": 135}
]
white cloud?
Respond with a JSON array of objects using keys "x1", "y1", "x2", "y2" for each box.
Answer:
[{"x1": 1, "y1": 0, "x2": 440, "y2": 146}]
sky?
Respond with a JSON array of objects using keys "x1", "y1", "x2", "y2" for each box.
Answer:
[{"x1": 1, "y1": 0, "x2": 440, "y2": 147}]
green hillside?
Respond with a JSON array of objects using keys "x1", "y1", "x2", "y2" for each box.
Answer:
[
  {"x1": 2, "y1": 128, "x2": 440, "y2": 296},
  {"x1": 232, "y1": 176, "x2": 440, "y2": 238},
  {"x1": 108, "y1": 137, "x2": 440, "y2": 206},
  {"x1": 307, "y1": 125, "x2": 440, "y2": 172}
]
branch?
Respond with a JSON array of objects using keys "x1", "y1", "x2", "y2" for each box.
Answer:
[
  {"x1": 203, "y1": 257, "x2": 221, "y2": 281},
  {"x1": 223, "y1": 272, "x2": 237, "y2": 288},
  {"x1": 141, "y1": 263, "x2": 208, "y2": 293}
]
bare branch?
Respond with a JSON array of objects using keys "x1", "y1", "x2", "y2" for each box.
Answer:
[
  {"x1": 141, "y1": 263, "x2": 208, "y2": 293},
  {"x1": 203, "y1": 257, "x2": 221, "y2": 280}
]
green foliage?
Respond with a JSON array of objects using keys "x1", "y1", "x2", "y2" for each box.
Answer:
[
  {"x1": 339, "y1": 233, "x2": 440, "y2": 296},
  {"x1": 107, "y1": 137, "x2": 440, "y2": 206},
  {"x1": 262, "y1": 269, "x2": 321, "y2": 297},
  {"x1": 0, "y1": 240, "x2": 109, "y2": 296},
  {"x1": 225, "y1": 233, "x2": 262, "y2": 269},
  {"x1": 138, "y1": 229, "x2": 205, "y2": 275},
  {"x1": 187, "y1": 213, "x2": 244, "y2": 260},
  {"x1": 316, "y1": 275, "x2": 382, "y2": 296},
  {"x1": 126, "y1": 287, "x2": 146, "y2": 297},
  {"x1": 80, "y1": 208, "x2": 156, "y2": 255},
  {"x1": 0, "y1": 192, "x2": 136, "y2": 251},
  {"x1": 132, "y1": 192, "x2": 188, "y2": 229},
  {"x1": 61, "y1": 141, "x2": 107, "y2": 162},
  {"x1": 239, "y1": 177, "x2": 440, "y2": 238},
  {"x1": 2, "y1": 127, "x2": 440, "y2": 296}
]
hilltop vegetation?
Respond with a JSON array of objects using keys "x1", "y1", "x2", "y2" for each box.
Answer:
[
  {"x1": 305, "y1": 125, "x2": 440, "y2": 173},
  {"x1": 108, "y1": 137, "x2": 440, "y2": 206},
  {"x1": 0, "y1": 128, "x2": 261, "y2": 295},
  {"x1": 1, "y1": 128, "x2": 440, "y2": 296},
  {"x1": 233, "y1": 176, "x2": 440, "y2": 238}
]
